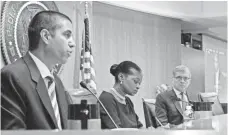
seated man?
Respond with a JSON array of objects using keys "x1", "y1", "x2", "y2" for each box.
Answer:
[
  {"x1": 155, "y1": 65, "x2": 192, "y2": 127},
  {"x1": 1, "y1": 11, "x2": 75, "y2": 130}
]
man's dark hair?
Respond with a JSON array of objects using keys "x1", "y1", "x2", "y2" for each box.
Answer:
[{"x1": 28, "y1": 11, "x2": 72, "y2": 51}]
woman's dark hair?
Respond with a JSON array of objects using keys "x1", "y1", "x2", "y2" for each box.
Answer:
[{"x1": 110, "y1": 61, "x2": 141, "y2": 82}]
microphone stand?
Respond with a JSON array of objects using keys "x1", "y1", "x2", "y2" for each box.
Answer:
[
  {"x1": 155, "y1": 117, "x2": 165, "y2": 128},
  {"x1": 148, "y1": 102, "x2": 167, "y2": 128},
  {"x1": 80, "y1": 81, "x2": 119, "y2": 129}
]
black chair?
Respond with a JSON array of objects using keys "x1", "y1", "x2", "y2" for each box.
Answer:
[
  {"x1": 142, "y1": 98, "x2": 158, "y2": 128},
  {"x1": 221, "y1": 103, "x2": 227, "y2": 114}
]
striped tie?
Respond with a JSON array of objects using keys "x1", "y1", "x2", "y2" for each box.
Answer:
[
  {"x1": 46, "y1": 76, "x2": 62, "y2": 130},
  {"x1": 181, "y1": 92, "x2": 187, "y2": 111}
]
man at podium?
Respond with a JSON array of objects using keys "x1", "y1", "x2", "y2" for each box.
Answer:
[{"x1": 1, "y1": 11, "x2": 75, "y2": 130}]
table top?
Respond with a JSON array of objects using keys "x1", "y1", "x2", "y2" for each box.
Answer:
[
  {"x1": 1, "y1": 114, "x2": 227, "y2": 135},
  {"x1": 0, "y1": 129, "x2": 219, "y2": 135},
  {"x1": 169, "y1": 114, "x2": 227, "y2": 134}
]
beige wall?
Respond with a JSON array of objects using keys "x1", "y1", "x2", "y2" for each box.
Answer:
[
  {"x1": 203, "y1": 35, "x2": 227, "y2": 103},
  {"x1": 55, "y1": 1, "x2": 84, "y2": 89},
  {"x1": 55, "y1": 1, "x2": 77, "y2": 89},
  {"x1": 181, "y1": 46, "x2": 205, "y2": 101}
]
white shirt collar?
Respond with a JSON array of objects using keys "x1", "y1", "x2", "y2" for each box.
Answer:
[
  {"x1": 109, "y1": 88, "x2": 126, "y2": 104},
  {"x1": 173, "y1": 87, "x2": 182, "y2": 96},
  {"x1": 173, "y1": 87, "x2": 188, "y2": 101},
  {"x1": 29, "y1": 51, "x2": 53, "y2": 79}
]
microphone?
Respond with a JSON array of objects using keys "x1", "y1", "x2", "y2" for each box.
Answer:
[
  {"x1": 80, "y1": 81, "x2": 119, "y2": 129},
  {"x1": 151, "y1": 103, "x2": 168, "y2": 128}
]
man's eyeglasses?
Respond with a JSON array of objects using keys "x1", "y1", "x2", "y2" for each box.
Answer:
[{"x1": 174, "y1": 76, "x2": 191, "y2": 81}]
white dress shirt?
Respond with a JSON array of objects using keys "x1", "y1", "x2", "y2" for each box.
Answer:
[
  {"x1": 29, "y1": 51, "x2": 53, "y2": 89},
  {"x1": 173, "y1": 88, "x2": 188, "y2": 108}
]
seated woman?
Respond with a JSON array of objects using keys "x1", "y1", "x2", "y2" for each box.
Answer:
[{"x1": 99, "y1": 61, "x2": 143, "y2": 129}]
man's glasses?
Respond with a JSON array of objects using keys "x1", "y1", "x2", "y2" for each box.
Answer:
[{"x1": 175, "y1": 76, "x2": 191, "y2": 81}]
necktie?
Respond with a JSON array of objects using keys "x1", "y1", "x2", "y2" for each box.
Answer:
[
  {"x1": 46, "y1": 76, "x2": 62, "y2": 130},
  {"x1": 181, "y1": 92, "x2": 187, "y2": 111}
]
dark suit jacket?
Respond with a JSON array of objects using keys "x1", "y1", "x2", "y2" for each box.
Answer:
[
  {"x1": 1, "y1": 53, "x2": 71, "y2": 130},
  {"x1": 155, "y1": 89, "x2": 190, "y2": 126}
]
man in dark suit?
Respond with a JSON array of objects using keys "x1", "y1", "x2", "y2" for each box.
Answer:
[
  {"x1": 1, "y1": 11, "x2": 75, "y2": 130},
  {"x1": 155, "y1": 65, "x2": 192, "y2": 127}
]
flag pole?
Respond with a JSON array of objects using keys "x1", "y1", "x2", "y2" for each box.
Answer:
[{"x1": 80, "y1": 1, "x2": 97, "y2": 92}]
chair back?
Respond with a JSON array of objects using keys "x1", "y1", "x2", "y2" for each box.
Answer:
[
  {"x1": 199, "y1": 92, "x2": 224, "y2": 115},
  {"x1": 142, "y1": 98, "x2": 158, "y2": 128},
  {"x1": 155, "y1": 84, "x2": 170, "y2": 96}
]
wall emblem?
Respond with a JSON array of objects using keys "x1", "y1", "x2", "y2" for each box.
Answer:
[{"x1": 1, "y1": 1, "x2": 63, "y2": 74}]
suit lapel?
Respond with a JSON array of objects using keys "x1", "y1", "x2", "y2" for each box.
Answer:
[
  {"x1": 173, "y1": 100, "x2": 183, "y2": 115},
  {"x1": 36, "y1": 77, "x2": 58, "y2": 127},
  {"x1": 170, "y1": 89, "x2": 183, "y2": 115},
  {"x1": 54, "y1": 75, "x2": 68, "y2": 129},
  {"x1": 23, "y1": 53, "x2": 58, "y2": 128},
  {"x1": 186, "y1": 92, "x2": 190, "y2": 102}
]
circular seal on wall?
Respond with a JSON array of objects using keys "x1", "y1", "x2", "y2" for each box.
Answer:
[{"x1": 1, "y1": 1, "x2": 64, "y2": 74}]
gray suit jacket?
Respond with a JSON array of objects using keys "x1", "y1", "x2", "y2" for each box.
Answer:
[
  {"x1": 1, "y1": 53, "x2": 70, "y2": 129},
  {"x1": 155, "y1": 89, "x2": 190, "y2": 126}
]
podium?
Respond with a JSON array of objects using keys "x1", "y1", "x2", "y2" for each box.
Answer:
[{"x1": 67, "y1": 89, "x2": 101, "y2": 129}]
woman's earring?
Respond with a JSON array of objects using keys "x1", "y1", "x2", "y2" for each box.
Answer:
[{"x1": 120, "y1": 81, "x2": 122, "y2": 84}]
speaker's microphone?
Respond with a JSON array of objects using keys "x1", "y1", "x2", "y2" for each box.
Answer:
[{"x1": 80, "y1": 81, "x2": 119, "y2": 128}]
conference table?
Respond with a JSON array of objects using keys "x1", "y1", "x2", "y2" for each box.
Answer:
[
  {"x1": 170, "y1": 113, "x2": 227, "y2": 133},
  {"x1": 1, "y1": 114, "x2": 227, "y2": 135}
]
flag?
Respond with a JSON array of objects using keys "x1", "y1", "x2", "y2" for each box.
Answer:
[{"x1": 80, "y1": 10, "x2": 97, "y2": 92}]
